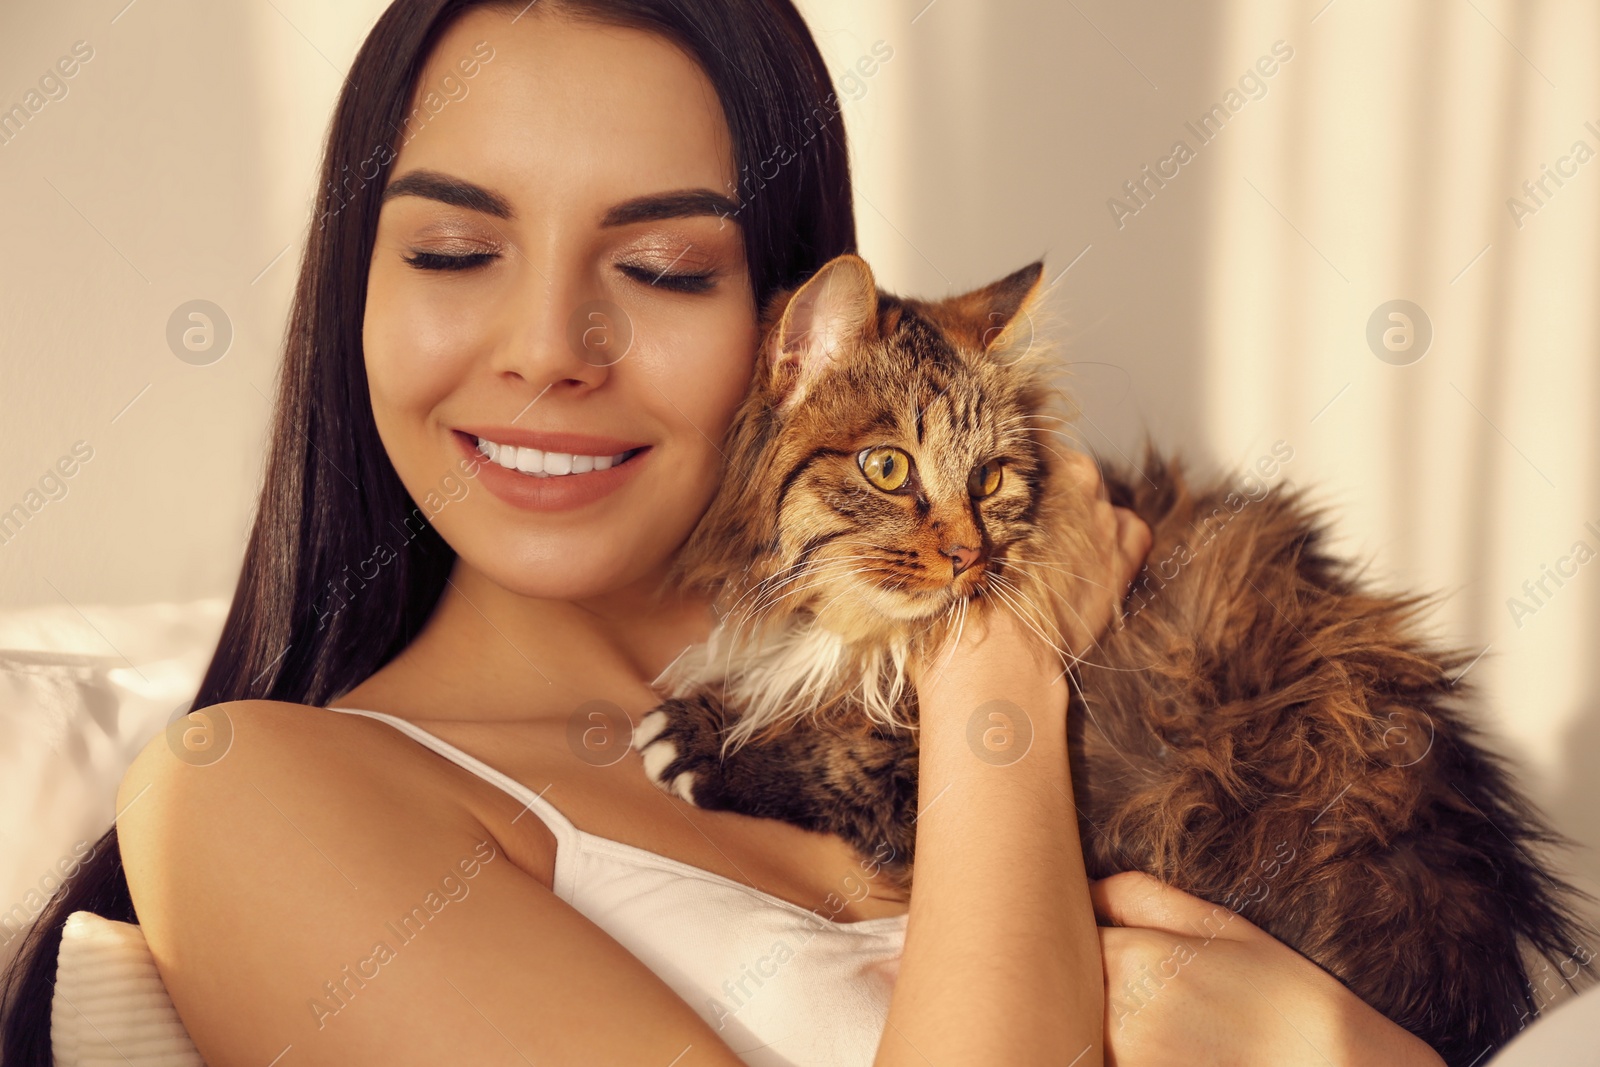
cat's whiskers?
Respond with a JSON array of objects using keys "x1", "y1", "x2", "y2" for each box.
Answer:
[
  {"x1": 986, "y1": 570, "x2": 1147, "y2": 676},
  {"x1": 736, "y1": 555, "x2": 884, "y2": 620},
  {"x1": 997, "y1": 412, "x2": 1089, "y2": 442},
  {"x1": 1005, "y1": 412, "x2": 1084, "y2": 431},
  {"x1": 982, "y1": 574, "x2": 1074, "y2": 664},
  {"x1": 1028, "y1": 426, "x2": 1096, "y2": 450},
  {"x1": 1031, "y1": 439, "x2": 1094, "y2": 473},
  {"x1": 986, "y1": 567, "x2": 1157, "y2": 675},
  {"x1": 1001, "y1": 555, "x2": 1118, "y2": 595},
  {"x1": 1007, "y1": 414, "x2": 1082, "y2": 435},
  {"x1": 744, "y1": 557, "x2": 889, "y2": 620},
  {"x1": 995, "y1": 563, "x2": 1105, "y2": 662},
  {"x1": 1001, "y1": 552, "x2": 1154, "y2": 619},
  {"x1": 988, "y1": 568, "x2": 1103, "y2": 671},
  {"x1": 750, "y1": 554, "x2": 884, "y2": 598},
  {"x1": 924, "y1": 592, "x2": 970, "y2": 688},
  {"x1": 756, "y1": 565, "x2": 882, "y2": 621},
  {"x1": 805, "y1": 569, "x2": 901, "y2": 631},
  {"x1": 731, "y1": 575, "x2": 865, "y2": 667},
  {"x1": 720, "y1": 543, "x2": 939, "y2": 739},
  {"x1": 738, "y1": 551, "x2": 870, "y2": 605},
  {"x1": 724, "y1": 569, "x2": 918, "y2": 747},
  {"x1": 992, "y1": 413, "x2": 1092, "y2": 454},
  {"x1": 732, "y1": 566, "x2": 910, "y2": 685},
  {"x1": 714, "y1": 557, "x2": 883, "y2": 689},
  {"x1": 998, "y1": 412, "x2": 1079, "y2": 429}
]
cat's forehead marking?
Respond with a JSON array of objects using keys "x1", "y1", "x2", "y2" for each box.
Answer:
[
  {"x1": 807, "y1": 299, "x2": 1028, "y2": 462},
  {"x1": 916, "y1": 386, "x2": 993, "y2": 467},
  {"x1": 877, "y1": 307, "x2": 987, "y2": 450},
  {"x1": 890, "y1": 309, "x2": 961, "y2": 372}
]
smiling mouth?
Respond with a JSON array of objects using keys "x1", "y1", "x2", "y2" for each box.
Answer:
[{"x1": 474, "y1": 435, "x2": 648, "y2": 478}]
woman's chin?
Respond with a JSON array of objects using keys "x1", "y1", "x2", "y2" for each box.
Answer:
[{"x1": 463, "y1": 549, "x2": 660, "y2": 605}]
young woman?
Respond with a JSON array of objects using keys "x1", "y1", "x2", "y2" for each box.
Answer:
[{"x1": 2, "y1": 1, "x2": 1447, "y2": 1063}]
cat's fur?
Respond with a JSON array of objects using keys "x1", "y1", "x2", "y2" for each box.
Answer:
[{"x1": 632, "y1": 253, "x2": 1596, "y2": 1065}]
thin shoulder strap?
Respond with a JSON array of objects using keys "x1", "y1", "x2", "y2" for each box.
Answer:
[{"x1": 324, "y1": 705, "x2": 581, "y2": 850}]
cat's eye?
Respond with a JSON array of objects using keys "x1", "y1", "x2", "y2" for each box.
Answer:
[
  {"x1": 968, "y1": 461, "x2": 1003, "y2": 498},
  {"x1": 858, "y1": 446, "x2": 912, "y2": 492}
]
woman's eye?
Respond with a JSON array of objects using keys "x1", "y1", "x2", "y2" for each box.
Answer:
[
  {"x1": 617, "y1": 263, "x2": 717, "y2": 294},
  {"x1": 968, "y1": 460, "x2": 1003, "y2": 498},
  {"x1": 859, "y1": 446, "x2": 913, "y2": 492},
  {"x1": 403, "y1": 250, "x2": 499, "y2": 272}
]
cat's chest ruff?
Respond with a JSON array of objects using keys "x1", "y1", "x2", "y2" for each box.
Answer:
[{"x1": 654, "y1": 613, "x2": 915, "y2": 737}]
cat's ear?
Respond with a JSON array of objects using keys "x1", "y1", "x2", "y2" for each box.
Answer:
[
  {"x1": 767, "y1": 254, "x2": 879, "y2": 410},
  {"x1": 924, "y1": 260, "x2": 1045, "y2": 357}
]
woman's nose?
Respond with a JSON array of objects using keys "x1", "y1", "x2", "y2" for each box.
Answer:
[{"x1": 490, "y1": 274, "x2": 628, "y2": 393}]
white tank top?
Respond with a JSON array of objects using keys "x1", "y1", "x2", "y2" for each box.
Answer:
[{"x1": 326, "y1": 706, "x2": 906, "y2": 1067}]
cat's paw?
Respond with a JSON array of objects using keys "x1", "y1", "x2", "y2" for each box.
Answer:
[
  {"x1": 632, "y1": 709, "x2": 697, "y2": 803},
  {"x1": 631, "y1": 697, "x2": 730, "y2": 807}
]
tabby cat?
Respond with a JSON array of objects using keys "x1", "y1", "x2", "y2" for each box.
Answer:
[{"x1": 631, "y1": 253, "x2": 1595, "y2": 1065}]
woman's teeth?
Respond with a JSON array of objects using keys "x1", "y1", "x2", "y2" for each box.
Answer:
[{"x1": 475, "y1": 437, "x2": 633, "y2": 477}]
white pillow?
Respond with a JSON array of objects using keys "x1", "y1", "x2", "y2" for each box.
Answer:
[
  {"x1": 52, "y1": 911, "x2": 202, "y2": 1066},
  {"x1": 0, "y1": 599, "x2": 225, "y2": 978}
]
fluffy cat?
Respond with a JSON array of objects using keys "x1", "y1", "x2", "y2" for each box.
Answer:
[{"x1": 631, "y1": 253, "x2": 1595, "y2": 1065}]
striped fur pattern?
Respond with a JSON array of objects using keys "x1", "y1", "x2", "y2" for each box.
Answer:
[{"x1": 633, "y1": 254, "x2": 1595, "y2": 1065}]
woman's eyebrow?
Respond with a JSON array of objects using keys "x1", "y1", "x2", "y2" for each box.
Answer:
[
  {"x1": 599, "y1": 189, "x2": 742, "y2": 227},
  {"x1": 381, "y1": 169, "x2": 741, "y2": 226},
  {"x1": 382, "y1": 169, "x2": 513, "y2": 218}
]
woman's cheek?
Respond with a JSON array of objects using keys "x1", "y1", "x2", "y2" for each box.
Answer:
[
  {"x1": 648, "y1": 302, "x2": 758, "y2": 437},
  {"x1": 365, "y1": 276, "x2": 484, "y2": 415}
]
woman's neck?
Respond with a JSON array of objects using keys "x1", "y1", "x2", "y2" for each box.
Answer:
[{"x1": 333, "y1": 559, "x2": 719, "y2": 723}]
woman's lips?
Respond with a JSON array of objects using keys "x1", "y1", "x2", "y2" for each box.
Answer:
[
  {"x1": 454, "y1": 424, "x2": 649, "y2": 456},
  {"x1": 453, "y1": 430, "x2": 651, "y2": 512}
]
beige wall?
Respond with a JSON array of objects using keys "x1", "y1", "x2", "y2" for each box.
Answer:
[
  {"x1": 0, "y1": 0, "x2": 388, "y2": 607},
  {"x1": 2, "y1": 0, "x2": 1596, "y2": 914}
]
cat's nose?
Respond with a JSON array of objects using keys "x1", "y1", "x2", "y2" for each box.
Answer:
[{"x1": 945, "y1": 544, "x2": 980, "y2": 577}]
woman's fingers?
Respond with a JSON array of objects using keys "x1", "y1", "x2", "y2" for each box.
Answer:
[
  {"x1": 1047, "y1": 452, "x2": 1152, "y2": 658},
  {"x1": 1065, "y1": 449, "x2": 1102, "y2": 495},
  {"x1": 1112, "y1": 505, "x2": 1152, "y2": 591},
  {"x1": 1091, "y1": 871, "x2": 1189, "y2": 930},
  {"x1": 1091, "y1": 871, "x2": 1267, "y2": 944},
  {"x1": 1094, "y1": 875, "x2": 1450, "y2": 1065}
]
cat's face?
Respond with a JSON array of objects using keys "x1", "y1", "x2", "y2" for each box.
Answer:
[{"x1": 734, "y1": 255, "x2": 1058, "y2": 634}]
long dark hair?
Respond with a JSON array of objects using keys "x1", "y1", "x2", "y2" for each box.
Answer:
[{"x1": 0, "y1": 0, "x2": 855, "y2": 1057}]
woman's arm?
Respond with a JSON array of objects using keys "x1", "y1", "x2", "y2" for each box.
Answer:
[
  {"x1": 875, "y1": 453, "x2": 1151, "y2": 1067},
  {"x1": 878, "y1": 609, "x2": 1098, "y2": 1066},
  {"x1": 117, "y1": 700, "x2": 750, "y2": 1067},
  {"x1": 1093, "y1": 872, "x2": 1447, "y2": 1066}
]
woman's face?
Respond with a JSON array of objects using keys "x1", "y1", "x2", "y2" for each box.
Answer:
[{"x1": 364, "y1": 7, "x2": 758, "y2": 601}]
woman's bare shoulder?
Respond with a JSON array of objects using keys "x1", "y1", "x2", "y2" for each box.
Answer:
[
  {"x1": 119, "y1": 699, "x2": 449, "y2": 820},
  {"x1": 115, "y1": 699, "x2": 745, "y2": 1065}
]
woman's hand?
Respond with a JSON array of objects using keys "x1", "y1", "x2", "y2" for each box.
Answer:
[
  {"x1": 912, "y1": 449, "x2": 1152, "y2": 715},
  {"x1": 1093, "y1": 871, "x2": 1447, "y2": 1067},
  {"x1": 1053, "y1": 449, "x2": 1152, "y2": 661}
]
